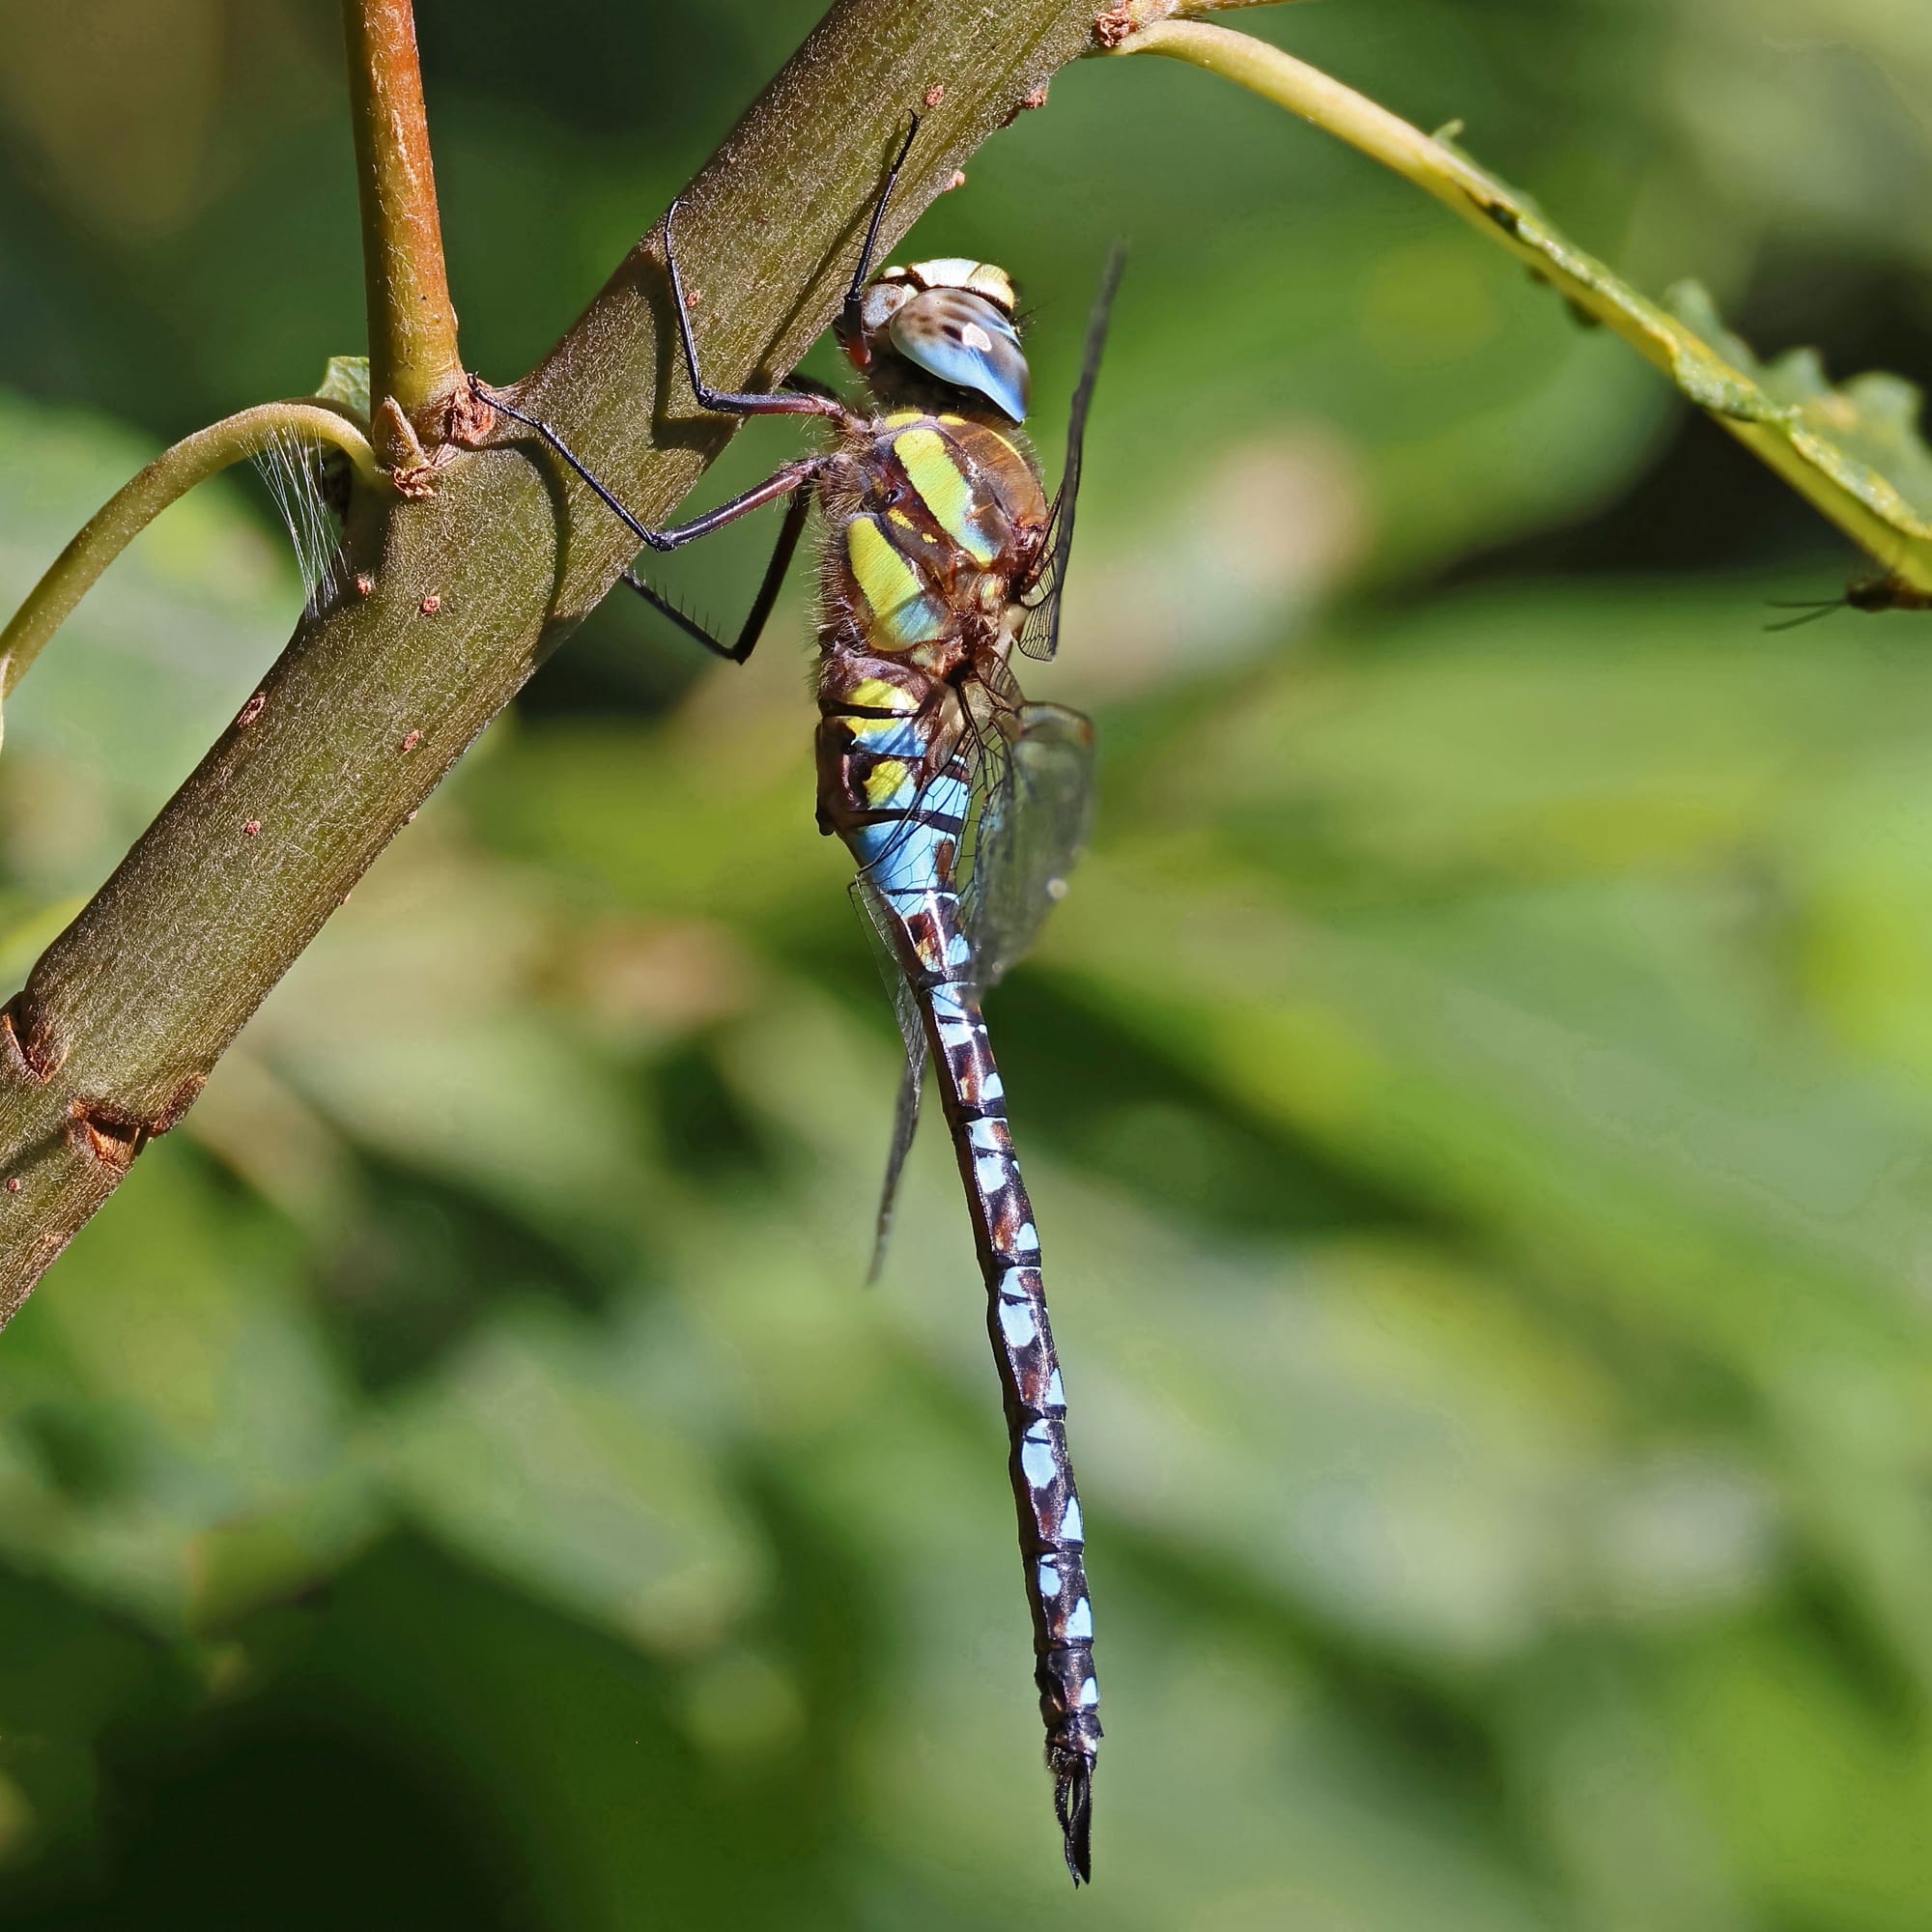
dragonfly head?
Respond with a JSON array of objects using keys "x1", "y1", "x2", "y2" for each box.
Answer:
[{"x1": 838, "y1": 259, "x2": 1031, "y2": 423}]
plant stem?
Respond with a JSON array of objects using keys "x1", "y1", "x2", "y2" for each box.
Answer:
[
  {"x1": 1110, "y1": 20, "x2": 1932, "y2": 593},
  {"x1": 0, "y1": 0, "x2": 1105, "y2": 1317},
  {"x1": 342, "y1": 0, "x2": 460, "y2": 453},
  {"x1": 0, "y1": 402, "x2": 380, "y2": 703}
]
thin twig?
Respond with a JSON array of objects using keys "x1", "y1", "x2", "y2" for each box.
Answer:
[
  {"x1": 0, "y1": 401, "x2": 380, "y2": 702},
  {"x1": 341, "y1": 0, "x2": 461, "y2": 453},
  {"x1": 1106, "y1": 20, "x2": 1932, "y2": 594}
]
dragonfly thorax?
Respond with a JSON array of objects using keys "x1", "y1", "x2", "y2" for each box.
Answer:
[
  {"x1": 838, "y1": 258, "x2": 1031, "y2": 424},
  {"x1": 820, "y1": 409, "x2": 1047, "y2": 676}
]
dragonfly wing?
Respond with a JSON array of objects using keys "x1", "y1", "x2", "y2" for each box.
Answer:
[
  {"x1": 850, "y1": 873, "x2": 928, "y2": 1281},
  {"x1": 962, "y1": 697, "x2": 1096, "y2": 987},
  {"x1": 1016, "y1": 246, "x2": 1123, "y2": 663}
]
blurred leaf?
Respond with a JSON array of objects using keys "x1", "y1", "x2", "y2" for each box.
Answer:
[
  {"x1": 0, "y1": 1150, "x2": 378, "y2": 1632},
  {"x1": 313, "y1": 354, "x2": 371, "y2": 422},
  {"x1": 376, "y1": 1302, "x2": 766, "y2": 1655},
  {"x1": 9, "y1": 4, "x2": 1932, "y2": 1921}
]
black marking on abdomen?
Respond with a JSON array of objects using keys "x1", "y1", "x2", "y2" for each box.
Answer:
[{"x1": 918, "y1": 960, "x2": 1100, "y2": 1882}]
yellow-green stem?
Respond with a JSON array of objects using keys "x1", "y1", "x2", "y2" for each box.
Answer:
[
  {"x1": 1110, "y1": 20, "x2": 1932, "y2": 594},
  {"x1": 0, "y1": 401, "x2": 381, "y2": 701},
  {"x1": 341, "y1": 0, "x2": 461, "y2": 453}
]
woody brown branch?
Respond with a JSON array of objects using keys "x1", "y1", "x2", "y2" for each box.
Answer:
[{"x1": 0, "y1": 0, "x2": 1112, "y2": 1321}]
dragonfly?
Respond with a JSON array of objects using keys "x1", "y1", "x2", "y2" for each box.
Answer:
[{"x1": 475, "y1": 119, "x2": 1121, "y2": 1885}]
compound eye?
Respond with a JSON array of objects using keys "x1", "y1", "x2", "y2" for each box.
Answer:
[{"x1": 886, "y1": 289, "x2": 1030, "y2": 421}]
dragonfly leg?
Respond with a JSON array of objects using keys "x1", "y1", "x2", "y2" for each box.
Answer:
[
  {"x1": 473, "y1": 384, "x2": 822, "y2": 554},
  {"x1": 671, "y1": 113, "x2": 922, "y2": 398},
  {"x1": 620, "y1": 478, "x2": 815, "y2": 665},
  {"x1": 473, "y1": 380, "x2": 821, "y2": 663},
  {"x1": 662, "y1": 197, "x2": 854, "y2": 422}
]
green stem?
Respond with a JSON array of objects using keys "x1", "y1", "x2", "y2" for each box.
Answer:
[
  {"x1": 0, "y1": 401, "x2": 380, "y2": 701},
  {"x1": 341, "y1": 0, "x2": 461, "y2": 450},
  {"x1": 1111, "y1": 23, "x2": 1485, "y2": 185},
  {"x1": 1109, "y1": 20, "x2": 1932, "y2": 594}
]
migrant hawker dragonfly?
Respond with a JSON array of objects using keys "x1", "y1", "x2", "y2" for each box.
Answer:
[{"x1": 477, "y1": 119, "x2": 1121, "y2": 1883}]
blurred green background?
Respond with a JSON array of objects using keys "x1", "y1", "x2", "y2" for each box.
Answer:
[{"x1": 4, "y1": 0, "x2": 1932, "y2": 1924}]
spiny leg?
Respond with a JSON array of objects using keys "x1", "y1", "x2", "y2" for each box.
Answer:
[
  {"x1": 473, "y1": 384, "x2": 822, "y2": 554},
  {"x1": 656, "y1": 108, "x2": 918, "y2": 405},
  {"x1": 661, "y1": 192, "x2": 867, "y2": 420},
  {"x1": 620, "y1": 479, "x2": 814, "y2": 665},
  {"x1": 473, "y1": 377, "x2": 822, "y2": 661},
  {"x1": 468, "y1": 116, "x2": 926, "y2": 656}
]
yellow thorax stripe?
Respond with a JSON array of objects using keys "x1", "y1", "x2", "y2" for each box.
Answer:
[
  {"x1": 848, "y1": 676, "x2": 917, "y2": 712},
  {"x1": 845, "y1": 515, "x2": 942, "y2": 645},
  {"x1": 894, "y1": 426, "x2": 999, "y2": 566}
]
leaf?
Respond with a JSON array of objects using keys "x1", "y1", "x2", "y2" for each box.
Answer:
[
  {"x1": 375, "y1": 1303, "x2": 766, "y2": 1654},
  {"x1": 313, "y1": 354, "x2": 372, "y2": 424},
  {"x1": 1430, "y1": 144, "x2": 1932, "y2": 595},
  {"x1": 0, "y1": 1150, "x2": 376, "y2": 1632},
  {"x1": 1123, "y1": 25, "x2": 1932, "y2": 596}
]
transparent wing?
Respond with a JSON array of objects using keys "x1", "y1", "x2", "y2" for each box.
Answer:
[
  {"x1": 847, "y1": 683, "x2": 1092, "y2": 1275},
  {"x1": 960, "y1": 691, "x2": 1096, "y2": 989},
  {"x1": 1015, "y1": 246, "x2": 1123, "y2": 663},
  {"x1": 850, "y1": 873, "x2": 929, "y2": 1282},
  {"x1": 1014, "y1": 520, "x2": 1069, "y2": 665}
]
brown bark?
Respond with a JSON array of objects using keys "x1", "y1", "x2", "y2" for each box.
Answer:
[{"x1": 0, "y1": 0, "x2": 1108, "y2": 1319}]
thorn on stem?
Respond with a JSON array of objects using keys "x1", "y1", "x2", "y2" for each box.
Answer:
[
  {"x1": 242, "y1": 818, "x2": 262, "y2": 838},
  {"x1": 419, "y1": 592, "x2": 441, "y2": 614},
  {"x1": 446, "y1": 379, "x2": 496, "y2": 448},
  {"x1": 1, "y1": 998, "x2": 65, "y2": 1083},
  {"x1": 235, "y1": 692, "x2": 268, "y2": 730},
  {"x1": 66, "y1": 1098, "x2": 144, "y2": 1171}
]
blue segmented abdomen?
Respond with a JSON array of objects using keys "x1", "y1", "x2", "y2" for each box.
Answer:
[
  {"x1": 915, "y1": 972, "x2": 1100, "y2": 1870},
  {"x1": 828, "y1": 685, "x2": 1105, "y2": 1839},
  {"x1": 846, "y1": 760, "x2": 973, "y2": 911},
  {"x1": 819, "y1": 678, "x2": 1101, "y2": 1869}
]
